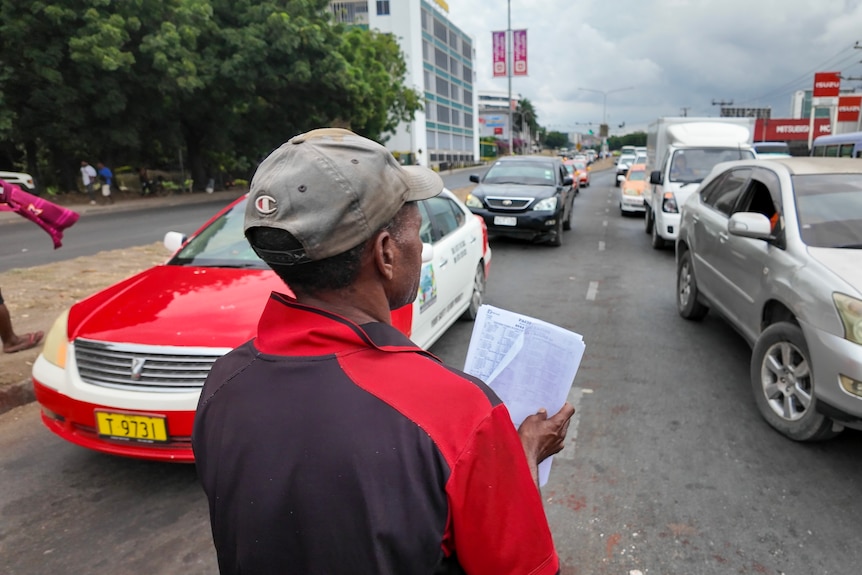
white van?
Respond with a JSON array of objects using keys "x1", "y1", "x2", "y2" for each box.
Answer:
[{"x1": 644, "y1": 119, "x2": 756, "y2": 249}]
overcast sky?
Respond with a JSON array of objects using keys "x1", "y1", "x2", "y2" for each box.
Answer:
[{"x1": 445, "y1": 0, "x2": 862, "y2": 135}]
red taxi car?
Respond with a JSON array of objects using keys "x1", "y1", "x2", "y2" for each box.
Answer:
[{"x1": 32, "y1": 189, "x2": 491, "y2": 462}]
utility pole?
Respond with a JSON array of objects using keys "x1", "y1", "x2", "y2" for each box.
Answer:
[
  {"x1": 507, "y1": 0, "x2": 513, "y2": 155},
  {"x1": 680, "y1": 107, "x2": 690, "y2": 117}
]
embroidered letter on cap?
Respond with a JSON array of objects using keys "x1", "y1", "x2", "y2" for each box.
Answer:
[{"x1": 255, "y1": 195, "x2": 277, "y2": 215}]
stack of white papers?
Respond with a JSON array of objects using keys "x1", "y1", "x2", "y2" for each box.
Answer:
[{"x1": 463, "y1": 305, "x2": 585, "y2": 486}]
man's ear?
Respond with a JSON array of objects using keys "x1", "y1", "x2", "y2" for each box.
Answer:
[{"x1": 372, "y1": 230, "x2": 397, "y2": 281}]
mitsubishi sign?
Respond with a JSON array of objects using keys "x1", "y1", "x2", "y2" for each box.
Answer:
[
  {"x1": 754, "y1": 118, "x2": 831, "y2": 141},
  {"x1": 813, "y1": 72, "x2": 841, "y2": 98}
]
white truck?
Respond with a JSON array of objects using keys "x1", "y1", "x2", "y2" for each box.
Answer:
[{"x1": 644, "y1": 117, "x2": 756, "y2": 249}]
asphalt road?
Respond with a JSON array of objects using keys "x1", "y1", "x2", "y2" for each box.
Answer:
[{"x1": 2, "y1": 168, "x2": 862, "y2": 574}]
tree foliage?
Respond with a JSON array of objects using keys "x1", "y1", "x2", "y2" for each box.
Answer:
[
  {"x1": 543, "y1": 130, "x2": 570, "y2": 150},
  {"x1": 0, "y1": 0, "x2": 421, "y2": 191}
]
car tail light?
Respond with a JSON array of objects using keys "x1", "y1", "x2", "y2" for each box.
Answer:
[{"x1": 478, "y1": 215, "x2": 489, "y2": 258}]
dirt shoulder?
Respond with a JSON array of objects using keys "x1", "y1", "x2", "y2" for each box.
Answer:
[{"x1": 0, "y1": 242, "x2": 169, "y2": 394}]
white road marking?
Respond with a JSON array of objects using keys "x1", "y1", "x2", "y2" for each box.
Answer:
[
  {"x1": 602, "y1": 220, "x2": 608, "y2": 227},
  {"x1": 586, "y1": 281, "x2": 599, "y2": 300},
  {"x1": 598, "y1": 241, "x2": 606, "y2": 251},
  {"x1": 555, "y1": 387, "x2": 587, "y2": 461}
]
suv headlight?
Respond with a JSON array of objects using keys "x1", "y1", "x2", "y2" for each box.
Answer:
[
  {"x1": 465, "y1": 193, "x2": 483, "y2": 209},
  {"x1": 834, "y1": 293, "x2": 862, "y2": 345},
  {"x1": 532, "y1": 196, "x2": 558, "y2": 211}
]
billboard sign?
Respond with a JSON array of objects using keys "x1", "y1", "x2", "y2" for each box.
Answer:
[
  {"x1": 492, "y1": 31, "x2": 506, "y2": 78},
  {"x1": 837, "y1": 95, "x2": 862, "y2": 122},
  {"x1": 513, "y1": 29, "x2": 528, "y2": 76},
  {"x1": 813, "y1": 72, "x2": 841, "y2": 98},
  {"x1": 754, "y1": 118, "x2": 831, "y2": 141}
]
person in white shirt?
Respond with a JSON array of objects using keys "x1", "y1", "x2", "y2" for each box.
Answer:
[{"x1": 80, "y1": 161, "x2": 98, "y2": 205}]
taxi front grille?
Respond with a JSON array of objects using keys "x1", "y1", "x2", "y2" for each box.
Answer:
[
  {"x1": 484, "y1": 196, "x2": 534, "y2": 211},
  {"x1": 74, "y1": 338, "x2": 226, "y2": 392}
]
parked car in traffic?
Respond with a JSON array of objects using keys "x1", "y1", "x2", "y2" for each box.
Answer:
[
  {"x1": 615, "y1": 153, "x2": 637, "y2": 187},
  {"x1": 676, "y1": 157, "x2": 862, "y2": 442},
  {"x1": 0, "y1": 170, "x2": 36, "y2": 194},
  {"x1": 467, "y1": 155, "x2": 576, "y2": 246},
  {"x1": 31, "y1": 189, "x2": 491, "y2": 462},
  {"x1": 618, "y1": 163, "x2": 647, "y2": 215},
  {"x1": 572, "y1": 160, "x2": 590, "y2": 188}
]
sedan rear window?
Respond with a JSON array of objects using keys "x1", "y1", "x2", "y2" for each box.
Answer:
[
  {"x1": 793, "y1": 174, "x2": 862, "y2": 248},
  {"x1": 483, "y1": 161, "x2": 556, "y2": 185}
]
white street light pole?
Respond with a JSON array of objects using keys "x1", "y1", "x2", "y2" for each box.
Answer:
[{"x1": 577, "y1": 86, "x2": 634, "y2": 152}]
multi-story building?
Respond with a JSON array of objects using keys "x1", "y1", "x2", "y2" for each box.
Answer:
[{"x1": 330, "y1": 0, "x2": 478, "y2": 168}]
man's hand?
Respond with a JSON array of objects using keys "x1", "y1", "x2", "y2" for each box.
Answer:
[{"x1": 517, "y1": 403, "x2": 575, "y2": 486}]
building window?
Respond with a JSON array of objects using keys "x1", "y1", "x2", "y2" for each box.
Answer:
[
  {"x1": 451, "y1": 109, "x2": 460, "y2": 127},
  {"x1": 462, "y1": 39, "x2": 472, "y2": 59},
  {"x1": 463, "y1": 90, "x2": 472, "y2": 106},
  {"x1": 376, "y1": 0, "x2": 390, "y2": 15},
  {"x1": 425, "y1": 101, "x2": 436, "y2": 121},
  {"x1": 435, "y1": 48, "x2": 448, "y2": 71},
  {"x1": 423, "y1": 69, "x2": 432, "y2": 90},
  {"x1": 421, "y1": 8, "x2": 429, "y2": 30},
  {"x1": 449, "y1": 30, "x2": 459, "y2": 50},
  {"x1": 465, "y1": 113, "x2": 473, "y2": 127},
  {"x1": 437, "y1": 105, "x2": 450, "y2": 124},
  {"x1": 422, "y1": 40, "x2": 430, "y2": 62},
  {"x1": 462, "y1": 66, "x2": 472, "y2": 84},
  {"x1": 436, "y1": 77, "x2": 449, "y2": 98},
  {"x1": 449, "y1": 57, "x2": 459, "y2": 78},
  {"x1": 433, "y1": 18, "x2": 447, "y2": 42}
]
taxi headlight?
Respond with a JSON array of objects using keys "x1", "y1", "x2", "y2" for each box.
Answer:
[
  {"x1": 834, "y1": 293, "x2": 862, "y2": 345},
  {"x1": 532, "y1": 196, "x2": 558, "y2": 211},
  {"x1": 465, "y1": 193, "x2": 483, "y2": 209},
  {"x1": 41, "y1": 308, "x2": 70, "y2": 368}
]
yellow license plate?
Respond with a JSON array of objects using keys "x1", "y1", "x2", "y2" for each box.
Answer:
[{"x1": 94, "y1": 410, "x2": 168, "y2": 443}]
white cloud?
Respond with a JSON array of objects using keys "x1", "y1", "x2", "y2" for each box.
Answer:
[{"x1": 446, "y1": 0, "x2": 862, "y2": 133}]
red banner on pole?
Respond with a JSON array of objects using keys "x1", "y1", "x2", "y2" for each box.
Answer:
[
  {"x1": 492, "y1": 31, "x2": 506, "y2": 78},
  {"x1": 813, "y1": 72, "x2": 841, "y2": 98},
  {"x1": 837, "y1": 95, "x2": 862, "y2": 122},
  {"x1": 513, "y1": 29, "x2": 528, "y2": 76}
]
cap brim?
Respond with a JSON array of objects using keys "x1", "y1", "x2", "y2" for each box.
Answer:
[{"x1": 401, "y1": 166, "x2": 444, "y2": 202}]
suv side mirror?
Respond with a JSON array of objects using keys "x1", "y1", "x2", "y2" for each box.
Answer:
[
  {"x1": 563, "y1": 175, "x2": 574, "y2": 186},
  {"x1": 649, "y1": 170, "x2": 663, "y2": 185},
  {"x1": 469, "y1": 174, "x2": 480, "y2": 183}
]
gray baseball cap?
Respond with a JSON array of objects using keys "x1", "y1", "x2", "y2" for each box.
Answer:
[{"x1": 245, "y1": 128, "x2": 443, "y2": 265}]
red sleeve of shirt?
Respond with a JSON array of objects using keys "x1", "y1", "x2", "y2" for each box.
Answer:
[{"x1": 445, "y1": 404, "x2": 560, "y2": 575}]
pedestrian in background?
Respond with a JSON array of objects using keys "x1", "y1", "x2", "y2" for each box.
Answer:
[
  {"x1": 96, "y1": 162, "x2": 113, "y2": 204},
  {"x1": 193, "y1": 128, "x2": 574, "y2": 575},
  {"x1": 80, "y1": 161, "x2": 97, "y2": 205}
]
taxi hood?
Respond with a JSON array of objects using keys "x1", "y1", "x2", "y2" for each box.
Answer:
[{"x1": 67, "y1": 264, "x2": 287, "y2": 348}]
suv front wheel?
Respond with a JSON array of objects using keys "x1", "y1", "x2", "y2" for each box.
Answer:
[{"x1": 750, "y1": 322, "x2": 839, "y2": 441}]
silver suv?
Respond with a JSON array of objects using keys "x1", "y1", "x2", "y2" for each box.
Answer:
[{"x1": 676, "y1": 158, "x2": 862, "y2": 441}]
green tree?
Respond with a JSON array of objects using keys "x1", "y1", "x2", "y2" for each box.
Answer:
[{"x1": 543, "y1": 130, "x2": 570, "y2": 150}]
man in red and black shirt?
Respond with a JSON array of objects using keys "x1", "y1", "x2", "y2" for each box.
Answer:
[{"x1": 192, "y1": 128, "x2": 575, "y2": 575}]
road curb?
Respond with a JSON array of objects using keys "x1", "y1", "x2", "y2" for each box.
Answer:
[{"x1": 0, "y1": 378, "x2": 34, "y2": 416}]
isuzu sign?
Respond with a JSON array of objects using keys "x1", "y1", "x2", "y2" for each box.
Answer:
[
  {"x1": 837, "y1": 95, "x2": 862, "y2": 122},
  {"x1": 813, "y1": 72, "x2": 841, "y2": 98}
]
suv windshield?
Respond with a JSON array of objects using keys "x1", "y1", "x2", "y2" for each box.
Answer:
[
  {"x1": 792, "y1": 174, "x2": 862, "y2": 248},
  {"x1": 669, "y1": 148, "x2": 755, "y2": 184},
  {"x1": 169, "y1": 197, "x2": 268, "y2": 269},
  {"x1": 483, "y1": 160, "x2": 557, "y2": 185}
]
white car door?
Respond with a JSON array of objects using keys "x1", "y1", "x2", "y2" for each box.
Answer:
[{"x1": 411, "y1": 194, "x2": 477, "y2": 349}]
